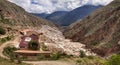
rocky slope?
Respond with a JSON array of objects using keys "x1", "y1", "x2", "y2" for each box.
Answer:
[
  {"x1": 64, "y1": 0, "x2": 120, "y2": 56},
  {"x1": 0, "y1": 0, "x2": 56, "y2": 30}
]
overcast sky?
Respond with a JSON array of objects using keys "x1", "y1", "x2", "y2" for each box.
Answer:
[{"x1": 8, "y1": 0, "x2": 113, "y2": 14}]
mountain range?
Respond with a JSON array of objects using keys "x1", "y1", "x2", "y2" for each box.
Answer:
[
  {"x1": 64, "y1": 0, "x2": 120, "y2": 56},
  {"x1": 33, "y1": 5, "x2": 102, "y2": 26}
]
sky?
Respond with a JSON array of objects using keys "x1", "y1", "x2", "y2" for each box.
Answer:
[{"x1": 8, "y1": 0, "x2": 113, "y2": 14}]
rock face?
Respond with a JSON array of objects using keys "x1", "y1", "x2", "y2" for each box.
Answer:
[
  {"x1": 64, "y1": 0, "x2": 120, "y2": 56},
  {"x1": 0, "y1": 0, "x2": 56, "y2": 29}
]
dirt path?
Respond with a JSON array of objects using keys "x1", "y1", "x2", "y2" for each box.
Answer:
[
  {"x1": 0, "y1": 35, "x2": 20, "y2": 59},
  {"x1": 24, "y1": 61, "x2": 76, "y2": 65}
]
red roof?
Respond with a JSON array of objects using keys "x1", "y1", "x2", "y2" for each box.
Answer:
[{"x1": 19, "y1": 34, "x2": 39, "y2": 48}]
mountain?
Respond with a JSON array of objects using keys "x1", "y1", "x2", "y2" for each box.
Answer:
[
  {"x1": 33, "y1": 5, "x2": 102, "y2": 26},
  {"x1": 64, "y1": 0, "x2": 120, "y2": 56},
  {"x1": 33, "y1": 11, "x2": 68, "y2": 25},
  {"x1": 32, "y1": 13, "x2": 48, "y2": 19},
  {"x1": 0, "y1": 0, "x2": 56, "y2": 29},
  {"x1": 46, "y1": 11, "x2": 68, "y2": 24},
  {"x1": 58, "y1": 5, "x2": 102, "y2": 26}
]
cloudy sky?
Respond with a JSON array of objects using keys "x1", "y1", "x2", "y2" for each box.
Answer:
[{"x1": 8, "y1": 0, "x2": 113, "y2": 14}]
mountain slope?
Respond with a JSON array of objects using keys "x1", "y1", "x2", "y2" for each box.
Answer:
[
  {"x1": 58, "y1": 5, "x2": 102, "y2": 26},
  {"x1": 64, "y1": 0, "x2": 120, "y2": 56},
  {"x1": 0, "y1": 0, "x2": 56, "y2": 29},
  {"x1": 46, "y1": 11, "x2": 68, "y2": 24}
]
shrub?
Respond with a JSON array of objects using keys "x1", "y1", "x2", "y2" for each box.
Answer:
[
  {"x1": 0, "y1": 27, "x2": 6, "y2": 35},
  {"x1": 0, "y1": 38, "x2": 7, "y2": 43},
  {"x1": 28, "y1": 41, "x2": 39, "y2": 50},
  {"x1": 41, "y1": 43, "x2": 48, "y2": 51},
  {"x1": 3, "y1": 46, "x2": 17, "y2": 62},
  {"x1": 50, "y1": 52, "x2": 60, "y2": 60},
  {"x1": 105, "y1": 54, "x2": 120, "y2": 65},
  {"x1": 91, "y1": 40, "x2": 100, "y2": 46},
  {"x1": 0, "y1": 35, "x2": 13, "y2": 43},
  {"x1": 79, "y1": 50, "x2": 86, "y2": 58}
]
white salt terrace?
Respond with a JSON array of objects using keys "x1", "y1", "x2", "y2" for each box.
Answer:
[{"x1": 38, "y1": 25, "x2": 96, "y2": 56}]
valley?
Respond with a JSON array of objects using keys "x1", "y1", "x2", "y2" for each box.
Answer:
[{"x1": 0, "y1": 0, "x2": 120, "y2": 65}]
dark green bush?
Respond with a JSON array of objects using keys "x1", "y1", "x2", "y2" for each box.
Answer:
[
  {"x1": 0, "y1": 27, "x2": 6, "y2": 35},
  {"x1": 79, "y1": 50, "x2": 86, "y2": 58},
  {"x1": 28, "y1": 41, "x2": 39, "y2": 50},
  {"x1": 0, "y1": 38, "x2": 7, "y2": 43},
  {"x1": 91, "y1": 40, "x2": 100, "y2": 46}
]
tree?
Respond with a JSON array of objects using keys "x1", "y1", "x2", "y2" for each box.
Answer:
[
  {"x1": 28, "y1": 41, "x2": 39, "y2": 50},
  {"x1": 79, "y1": 50, "x2": 86, "y2": 58},
  {"x1": 0, "y1": 27, "x2": 6, "y2": 35}
]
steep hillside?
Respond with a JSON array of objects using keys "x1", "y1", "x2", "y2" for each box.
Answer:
[
  {"x1": 0, "y1": 0, "x2": 56, "y2": 29},
  {"x1": 64, "y1": 0, "x2": 120, "y2": 56}
]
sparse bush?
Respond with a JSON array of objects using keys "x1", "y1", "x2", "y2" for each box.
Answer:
[
  {"x1": 0, "y1": 27, "x2": 6, "y2": 35},
  {"x1": 79, "y1": 50, "x2": 86, "y2": 58},
  {"x1": 0, "y1": 38, "x2": 7, "y2": 43},
  {"x1": 0, "y1": 35, "x2": 13, "y2": 43},
  {"x1": 50, "y1": 52, "x2": 60, "y2": 60},
  {"x1": 105, "y1": 54, "x2": 120, "y2": 65},
  {"x1": 91, "y1": 40, "x2": 100, "y2": 46},
  {"x1": 3, "y1": 46, "x2": 17, "y2": 62},
  {"x1": 41, "y1": 43, "x2": 48, "y2": 51},
  {"x1": 28, "y1": 41, "x2": 39, "y2": 50}
]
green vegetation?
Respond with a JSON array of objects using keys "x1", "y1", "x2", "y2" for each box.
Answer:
[
  {"x1": 50, "y1": 52, "x2": 60, "y2": 60},
  {"x1": 91, "y1": 40, "x2": 100, "y2": 46},
  {"x1": 79, "y1": 50, "x2": 86, "y2": 58},
  {"x1": 41, "y1": 43, "x2": 49, "y2": 51},
  {"x1": 0, "y1": 27, "x2": 6, "y2": 35},
  {"x1": 105, "y1": 54, "x2": 120, "y2": 65},
  {"x1": 0, "y1": 35, "x2": 14, "y2": 43},
  {"x1": 76, "y1": 54, "x2": 120, "y2": 65},
  {"x1": 28, "y1": 41, "x2": 39, "y2": 50},
  {"x1": 3, "y1": 46, "x2": 17, "y2": 62},
  {"x1": 76, "y1": 56, "x2": 105, "y2": 65}
]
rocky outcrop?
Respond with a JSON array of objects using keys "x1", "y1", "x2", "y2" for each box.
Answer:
[{"x1": 64, "y1": 0, "x2": 120, "y2": 56}]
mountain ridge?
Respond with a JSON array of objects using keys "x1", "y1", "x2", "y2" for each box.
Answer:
[
  {"x1": 0, "y1": 0, "x2": 56, "y2": 29},
  {"x1": 64, "y1": 0, "x2": 120, "y2": 56}
]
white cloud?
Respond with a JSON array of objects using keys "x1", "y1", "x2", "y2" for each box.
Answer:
[{"x1": 8, "y1": 0, "x2": 113, "y2": 14}]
